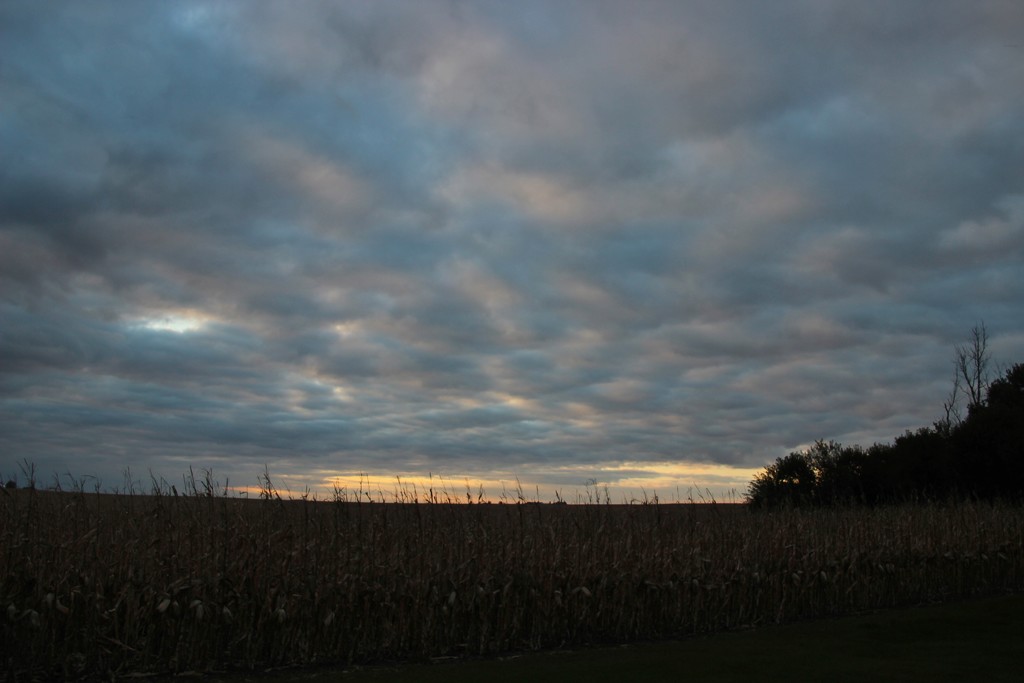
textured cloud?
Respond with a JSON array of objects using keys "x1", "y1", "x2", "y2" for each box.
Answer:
[{"x1": 2, "y1": 0, "x2": 1023, "y2": 499}]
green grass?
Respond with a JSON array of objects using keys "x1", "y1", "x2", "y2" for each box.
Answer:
[{"x1": 217, "y1": 594, "x2": 1024, "y2": 683}]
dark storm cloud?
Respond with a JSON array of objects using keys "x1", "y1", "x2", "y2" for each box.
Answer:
[{"x1": 2, "y1": 0, "x2": 1023, "y2": 496}]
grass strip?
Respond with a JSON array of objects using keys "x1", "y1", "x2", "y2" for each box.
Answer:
[{"x1": 258, "y1": 594, "x2": 1024, "y2": 683}]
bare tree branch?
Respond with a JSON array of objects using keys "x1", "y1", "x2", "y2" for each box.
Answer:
[
  {"x1": 954, "y1": 321, "x2": 990, "y2": 416},
  {"x1": 940, "y1": 364, "x2": 963, "y2": 433}
]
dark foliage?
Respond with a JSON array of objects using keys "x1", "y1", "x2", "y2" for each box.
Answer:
[
  {"x1": 951, "y1": 362, "x2": 1024, "y2": 498},
  {"x1": 748, "y1": 362, "x2": 1024, "y2": 507}
]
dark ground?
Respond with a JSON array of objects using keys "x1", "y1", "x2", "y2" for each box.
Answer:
[{"x1": 178, "y1": 593, "x2": 1024, "y2": 683}]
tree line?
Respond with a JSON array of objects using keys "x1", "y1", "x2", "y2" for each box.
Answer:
[{"x1": 748, "y1": 324, "x2": 1024, "y2": 506}]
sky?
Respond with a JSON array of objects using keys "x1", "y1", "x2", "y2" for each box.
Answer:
[{"x1": 2, "y1": 1, "x2": 1023, "y2": 502}]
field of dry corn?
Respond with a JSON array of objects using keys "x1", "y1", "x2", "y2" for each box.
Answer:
[{"x1": 3, "y1": 485, "x2": 1024, "y2": 680}]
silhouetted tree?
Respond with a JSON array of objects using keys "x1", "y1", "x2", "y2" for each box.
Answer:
[
  {"x1": 857, "y1": 442, "x2": 897, "y2": 503},
  {"x1": 808, "y1": 440, "x2": 868, "y2": 504},
  {"x1": 888, "y1": 427, "x2": 958, "y2": 499},
  {"x1": 747, "y1": 441, "x2": 870, "y2": 507},
  {"x1": 747, "y1": 451, "x2": 816, "y2": 507},
  {"x1": 746, "y1": 340, "x2": 1022, "y2": 506},
  {"x1": 952, "y1": 362, "x2": 1024, "y2": 499},
  {"x1": 941, "y1": 322, "x2": 991, "y2": 433}
]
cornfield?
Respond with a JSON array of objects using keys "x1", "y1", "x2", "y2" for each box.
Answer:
[{"x1": 3, "y1": 480, "x2": 1024, "y2": 680}]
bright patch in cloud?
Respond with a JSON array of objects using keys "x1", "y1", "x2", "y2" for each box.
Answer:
[{"x1": 131, "y1": 313, "x2": 210, "y2": 334}]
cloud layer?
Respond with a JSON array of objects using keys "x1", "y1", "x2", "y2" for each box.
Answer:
[{"x1": 2, "y1": 1, "x2": 1023, "y2": 498}]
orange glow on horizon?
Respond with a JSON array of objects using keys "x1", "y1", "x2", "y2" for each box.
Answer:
[{"x1": 243, "y1": 461, "x2": 761, "y2": 504}]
